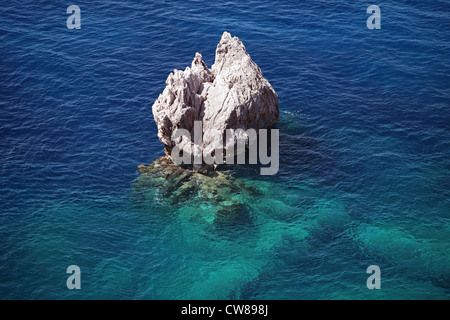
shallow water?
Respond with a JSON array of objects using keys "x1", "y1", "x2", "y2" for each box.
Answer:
[{"x1": 0, "y1": 0, "x2": 449, "y2": 299}]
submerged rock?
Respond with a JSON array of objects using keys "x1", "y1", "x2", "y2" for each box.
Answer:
[
  {"x1": 152, "y1": 31, "x2": 279, "y2": 169},
  {"x1": 354, "y1": 224, "x2": 450, "y2": 285},
  {"x1": 135, "y1": 157, "x2": 260, "y2": 224}
]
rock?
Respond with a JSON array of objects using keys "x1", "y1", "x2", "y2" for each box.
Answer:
[
  {"x1": 135, "y1": 157, "x2": 252, "y2": 224},
  {"x1": 152, "y1": 31, "x2": 279, "y2": 170}
]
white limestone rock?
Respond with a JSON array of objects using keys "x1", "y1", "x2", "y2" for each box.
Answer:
[{"x1": 152, "y1": 31, "x2": 279, "y2": 169}]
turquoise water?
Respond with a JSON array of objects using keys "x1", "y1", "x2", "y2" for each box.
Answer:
[{"x1": 1, "y1": 0, "x2": 449, "y2": 299}]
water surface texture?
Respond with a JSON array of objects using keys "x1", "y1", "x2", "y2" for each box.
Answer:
[{"x1": 1, "y1": 0, "x2": 449, "y2": 299}]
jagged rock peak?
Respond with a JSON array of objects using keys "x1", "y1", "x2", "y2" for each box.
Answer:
[{"x1": 152, "y1": 31, "x2": 279, "y2": 170}]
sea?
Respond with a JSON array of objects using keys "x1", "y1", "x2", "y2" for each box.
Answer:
[{"x1": 0, "y1": 0, "x2": 449, "y2": 299}]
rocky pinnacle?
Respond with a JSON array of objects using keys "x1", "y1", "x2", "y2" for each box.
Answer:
[{"x1": 152, "y1": 31, "x2": 279, "y2": 170}]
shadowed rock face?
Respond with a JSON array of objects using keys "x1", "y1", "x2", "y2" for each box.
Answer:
[{"x1": 152, "y1": 31, "x2": 279, "y2": 169}]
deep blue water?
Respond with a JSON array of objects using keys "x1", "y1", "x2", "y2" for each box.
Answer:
[{"x1": 1, "y1": 0, "x2": 449, "y2": 299}]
